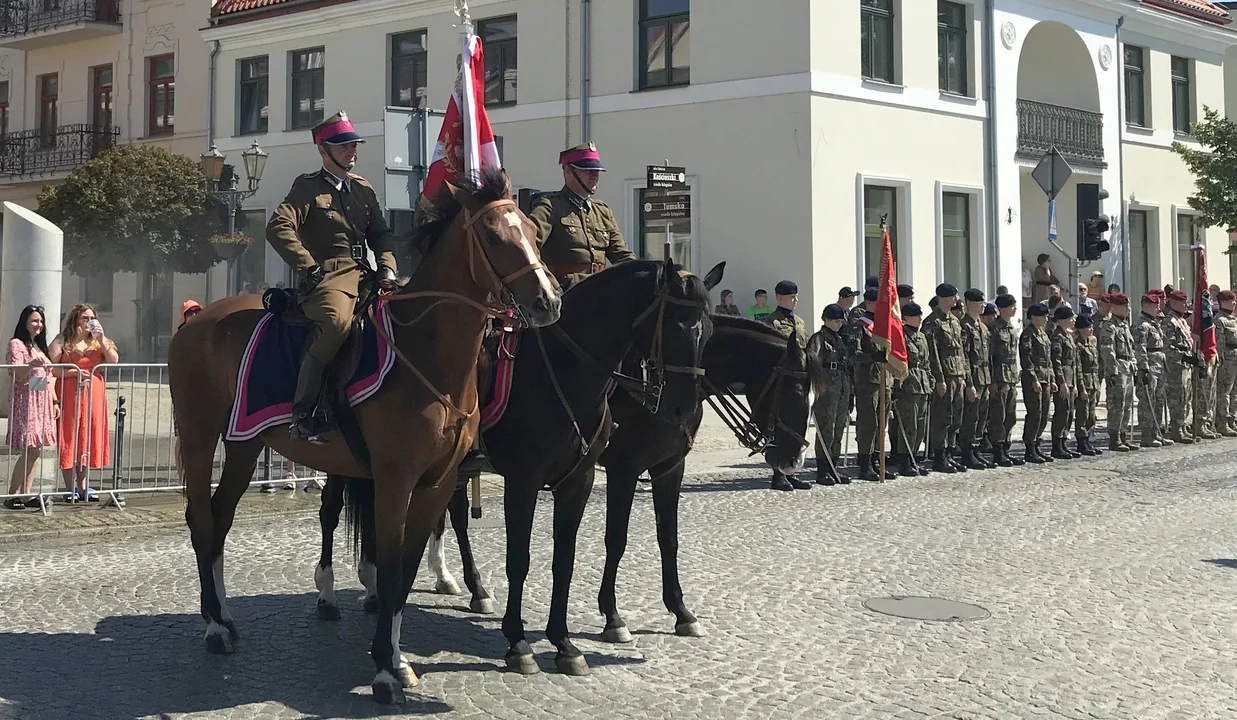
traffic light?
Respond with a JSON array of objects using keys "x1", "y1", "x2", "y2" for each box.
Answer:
[{"x1": 1076, "y1": 183, "x2": 1111, "y2": 262}]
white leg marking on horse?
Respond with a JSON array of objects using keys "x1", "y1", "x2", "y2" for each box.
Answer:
[
  {"x1": 315, "y1": 563, "x2": 337, "y2": 607},
  {"x1": 427, "y1": 529, "x2": 460, "y2": 594},
  {"x1": 212, "y1": 556, "x2": 232, "y2": 622},
  {"x1": 358, "y1": 559, "x2": 378, "y2": 603},
  {"x1": 518, "y1": 233, "x2": 557, "y2": 298},
  {"x1": 389, "y1": 610, "x2": 403, "y2": 670},
  {"x1": 205, "y1": 620, "x2": 230, "y2": 643}
]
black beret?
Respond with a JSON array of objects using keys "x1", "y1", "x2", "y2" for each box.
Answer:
[
  {"x1": 1075, "y1": 315, "x2": 1093, "y2": 328},
  {"x1": 897, "y1": 284, "x2": 914, "y2": 298},
  {"x1": 982, "y1": 302, "x2": 997, "y2": 316},
  {"x1": 863, "y1": 287, "x2": 879, "y2": 302},
  {"x1": 995, "y1": 294, "x2": 1017, "y2": 309},
  {"x1": 1028, "y1": 302, "x2": 1049, "y2": 317},
  {"x1": 964, "y1": 288, "x2": 985, "y2": 303},
  {"x1": 929, "y1": 296, "x2": 939, "y2": 308},
  {"x1": 902, "y1": 302, "x2": 923, "y2": 317},
  {"x1": 775, "y1": 280, "x2": 797, "y2": 295},
  {"x1": 823, "y1": 303, "x2": 846, "y2": 320},
  {"x1": 935, "y1": 283, "x2": 958, "y2": 298},
  {"x1": 1053, "y1": 305, "x2": 1075, "y2": 320},
  {"x1": 865, "y1": 275, "x2": 879, "y2": 288}
]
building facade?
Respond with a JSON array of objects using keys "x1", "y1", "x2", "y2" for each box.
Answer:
[
  {"x1": 0, "y1": 0, "x2": 212, "y2": 359},
  {"x1": 201, "y1": 0, "x2": 1237, "y2": 327}
]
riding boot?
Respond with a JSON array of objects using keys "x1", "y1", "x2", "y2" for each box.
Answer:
[
  {"x1": 858, "y1": 454, "x2": 880, "y2": 482},
  {"x1": 1077, "y1": 435, "x2": 1098, "y2": 456},
  {"x1": 932, "y1": 449, "x2": 956, "y2": 474},
  {"x1": 961, "y1": 444, "x2": 986, "y2": 471},
  {"x1": 1005, "y1": 442, "x2": 1025, "y2": 466},
  {"x1": 290, "y1": 356, "x2": 329, "y2": 444},
  {"x1": 458, "y1": 437, "x2": 488, "y2": 476}
]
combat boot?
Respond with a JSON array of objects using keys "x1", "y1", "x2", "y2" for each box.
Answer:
[
  {"x1": 946, "y1": 447, "x2": 968, "y2": 472},
  {"x1": 1158, "y1": 434, "x2": 1174, "y2": 446},
  {"x1": 1171, "y1": 431, "x2": 1194, "y2": 444},
  {"x1": 978, "y1": 446, "x2": 997, "y2": 468},
  {"x1": 858, "y1": 454, "x2": 880, "y2": 481},
  {"x1": 1005, "y1": 442, "x2": 1025, "y2": 466},
  {"x1": 960, "y1": 444, "x2": 987, "y2": 471},
  {"x1": 1036, "y1": 441, "x2": 1055, "y2": 462},
  {"x1": 1222, "y1": 423, "x2": 1237, "y2": 437},
  {"x1": 932, "y1": 449, "x2": 956, "y2": 473},
  {"x1": 1077, "y1": 435, "x2": 1098, "y2": 456},
  {"x1": 1023, "y1": 442, "x2": 1045, "y2": 464},
  {"x1": 815, "y1": 466, "x2": 837, "y2": 486},
  {"x1": 1050, "y1": 438, "x2": 1072, "y2": 460},
  {"x1": 1141, "y1": 436, "x2": 1162, "y2": 448},
  {"x1": 1120, "y1": 432, "x2": 1136, "y2": 451},
  {"x1": 1066, "y1": 440, "x2": 1082, "y2": 458},
  {"x1": 786, "y1": 474, "x2": 813, "y2": 490},
  {"x1": 896, "y1": 453, "x2": 918, "y2": 478},
  {"x1": 770, "y1": 473, "x2": 794, "y2": 491},
  {"x1": 915, "y1": 453, "x2": 931, "y2": 475},
  {"x1": 868, "y1": 453, "x2": 896, "y2": 480},
  {"x1": 991, "y1": 443, "x2": 1013, "y2": 468}
]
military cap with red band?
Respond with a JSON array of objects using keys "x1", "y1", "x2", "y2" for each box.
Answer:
[
  {"x1": 560, "y1": 142, "x2": 605, "y2": 171},
  {"x1": 312, "y1": 111, "x2": 366, "y2": 146}
]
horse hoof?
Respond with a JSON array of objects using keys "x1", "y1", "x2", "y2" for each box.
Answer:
[
  {"x1": 371, "y1": 674, "x2": 406, "y2": 704},
  {"x1": 223, "y1": 620, "x2": 240, "y2": 641},
  {"x1": 396, "y1": 663, "x2": 420, "y2": 688},
  {"x1": 204, "y1": 628, "x2": 234, "y2": 655},
  {"x1": 469, "y1": 597, "x2": 496, "y2": 615},
  {"x1": 504, "y1": 652, "x2": 540, "y2": 675},
  {"x1": 675, "y1": 621, "x2": 706, "y2": 638},
  {"x1": 316, "y1": 601, "x2": 341, "y2": 621},
  {"x1": 434, "y1": 578, "x2": 462, "y2": 596},
  {"x1": 555, "y1": 654, "x2": 591, "y2": 676},
  {"x1": 362, "y1": 595, "x2": 380, "y2": 614},
  {"x1": 601, "y1": 625, "x2": 633, "y2": 644}
]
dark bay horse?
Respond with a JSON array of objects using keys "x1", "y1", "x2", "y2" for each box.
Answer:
[
  {"x1": 315, "y1": 259, "x2": 721, "y2": 677},
  {"x1": 168, "y1": 168, "x2": 560, "y2": 704}
]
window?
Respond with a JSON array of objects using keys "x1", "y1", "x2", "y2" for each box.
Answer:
[
  {"x1": 942, "y1": 192, "x2": 971, "y2": 289},
  {"x1": 863, "y1": 185, "x2": 898, "y2": 280},
  {"x1": 83, "y1": 269, "x2": 113, "y2": 313},
  {"x1": 148, "y1": 55, "x2": 174, "y2": 135},
  {"x1": 388, "y1": 210, "x2": 416, "y2": 277},
  {"x1": 937, "y1": 1, "x2": 967, "y2": 95},
  {"x1": 1171, "y1": 56, "x2": 1192, "y2": 135},
  {"x1": 477, "y1": 17, "x2": 517, "y2": 105},
  {"x1": 391, "y1": 31, "x2": 428, "y2": 108},
  {"x1": 1177, "y1": 213, "x2": 1200, "y2": 297},
  {"x1": 0, "y1": 81, "x2": 8, "y2": 136},
  {"x1": 290, "y1": 48, "x2": 325, "y2": 129},
  {"x1": 91, "y1": 64, "x2": 113, "y2": 129},
  {"x1": 37, "y1": 73, "x2": 57, "y2": 147},
  {"x1": 237, "y1": 56, "x2": 268, "y2": 135},
  {"x1": 638, "y1": 0, "x2": 689, "y2": 90},
  {"x1": 637, "y1": 187, "x2": 692, "y2": 271},
  {"x1": 235, "y1": 209, "x2": 269, "y2": 295},
  {"x1": 1128, "y1": 209, "x2": 1151, "y2": 302},
  {"x1": 861, "y1": 0, "x2": 896, "y2": 84},
  {"x1": 1123, "y1": 45, "x2": 1146, "y2": 127}
]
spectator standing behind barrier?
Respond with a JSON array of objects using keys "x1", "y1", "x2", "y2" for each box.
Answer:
[
  {"x1": 713, "y1": 289, "x2": 742, "y2": 316},
  {"x1": 746, "y1": 289, "x2": 773, "y2": 321},
  {"x1": 49, "y1": 303, "x2": 118, "y2": 503},
  {"x1": 4, "y1": 305, "x2": 58, "y2": 510}
]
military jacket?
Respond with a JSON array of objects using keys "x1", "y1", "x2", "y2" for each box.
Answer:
[
  {"x1": 1093, "y1": 312, "x2": 1112, "y2": 377},
  {"x1": 528, "y1": 189, "x2": 636, "y2": 288},
  {"x1": 1077, "y1": 338, "x2": 1101, "y2": 393},
  {"x1": 961, "y1": 315, "x2": 991, "y2": 387},
  {"x1": 1161, "y1": 313, "x2": 1195, "y2": 365},
  {"x1": 1051, "y1": 326, "x2": 1081, "y2": 387},
  {"x1": 923, "y1": 308, "x2": 969, "y2": 381},
  {"x1": 989, "y1": 316, "x2": 1020, "y2": 386},
  {"x1": 897, "y1": 326, "x2": 933, "y2": 396},
  {"x1": 762, "y1": 307, "x2": 807, "y2": 349},
  {"x1": 1019, "y1": 324, "x2": 1053, "y2": 383},
  {"x1": 806, "y1": 326, "x2": 851, "y2": 390},
  {"x1": 267, "y1": 169, "x2": 398, "y2": 287},
  {"x1": 852, "y1": 323, "x2": 885, "y2": 387},
  {"x1": 1133, "y1": 314, "x2": 1167, "y2": 372},
  {"x1": 1216, "y1": 312, "x2": 1237, "y2": 364},
  {"x1": 1097, "y1": 316, "x2": 1136, "y2": 378}
]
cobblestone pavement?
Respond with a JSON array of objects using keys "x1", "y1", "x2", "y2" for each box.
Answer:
[{"x1": 4, "y1": 425, "x2": 1237, "y2": 719}]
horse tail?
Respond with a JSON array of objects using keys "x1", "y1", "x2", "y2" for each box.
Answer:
[{"x1": 342, "y1": 475, "x2": 375, "y2": 564}]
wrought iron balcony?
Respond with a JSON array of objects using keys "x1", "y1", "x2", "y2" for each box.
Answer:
[
  {"x1": 0, "y1": 0, "x2": 120, "y2": 49},
  {"x1": 0, "y1": 124, "x2": 119, "y2": 177},
  {"x1": 1016, "y1": 99, "x2": 1106, "y2": 168}
]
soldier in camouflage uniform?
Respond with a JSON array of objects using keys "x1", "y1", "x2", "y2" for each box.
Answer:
[
  {"x1": 959, "y1": 288, "x2": 994, "y2": 470},
  {"x1": 1049, "y1": 305, "x2": 1081, "y2": 459},
  {"x1": 987, "y1": 294, "x2": 1024, "y2": 467},
  {"x1": 1020, "y1": 302, "x2": 1054, "y2": 464},
  {"x1": 761, "y1": 280, "x2": 811, "y2": 491},
  {"x1": 806, "y1": 304, "x2": 852, "y2": 485},
  {"x1": 892, "y1": 302, "x2": 931, "y2": 478},
  {"x1": 1097, "y1": 293, "x2": 1137, "y2": 452},
  {"x1": 1133, "y1": 292, "x2": 1172, "y2": 447},
  {"x1": 1162, "y1": 289, "x2": 1196, "y2": 443},
  {"x1": 853, "y1": 305, "x2": 895, "y2": 481},
  {"x1": 923, "y1": 283, "x2": 968, "y2": 473},
  {"x1": 1074, "y1": 315, "x2": 1102, "y2": 455},
  {"x1": 1214, "y1": 290, "x2": 1237, "y2": 436}
]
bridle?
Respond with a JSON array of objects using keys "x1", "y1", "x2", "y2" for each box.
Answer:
[{"x1": 702, "y1": 346, "x2": 809, "y2": 456}]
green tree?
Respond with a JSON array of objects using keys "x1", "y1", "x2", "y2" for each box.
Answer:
[
  {"x1": 1172, "y1": 106, "x2": 1237, "y2": 234},
  {"x1": 36, "y1": 144, "x2": 225, "y2": 276}
]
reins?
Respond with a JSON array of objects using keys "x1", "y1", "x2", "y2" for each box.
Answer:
[{"x1": 701, "y1": 351, "x2": 809, "y2": 456}]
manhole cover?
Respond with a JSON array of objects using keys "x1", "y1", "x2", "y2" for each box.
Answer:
[
  {"x1": 863, "y1": 596, "x2": 990, "y2": 622},
  {"x1": 1056, "y1": 468, "x2": 1120, "y2": 479}
]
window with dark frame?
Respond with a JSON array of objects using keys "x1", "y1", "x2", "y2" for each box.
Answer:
[
  {"x1": 941, "y1": 192, "x2": 972, "y2": 289},
  {"x1": 290, "y1": 48, "x2": 325, "y2": 129},
  {"x1": 237, "y1": 56, "x2": 269, "y2": 135},
  {"x1": 1171, "y1": 55, "x2": 1192, "y2": 135},
  {"x1": 0, "y1": 81, "x2": 8, "y2": 137},
  {"x1": 1177, "y1": 212, "x2": 1199, "y2": 297},
  {"x1": 391, "y1": 31, "x2": 428, "y2": 108},
  {"x1": 861, "y1": 0, "x2": 896, "y2": 84},
  {"x1": 148, "y1": 54, "x2": 175, "y2": 135},
  {"x1": 937, "y1": 1, "x2": 966, "y2": 95},
  {"x1": 1123, "y1": 45, "x2": 1146, "y2": 127},
  {"x1": 37, "y1": 73, "x2": 57, "y2": 147},
  {"x1": 862, "y1": 185, "x2": 899, "y2": 280},
  {"x1": 91, "y1": 64, "x2": 113, "y2": 129},
  {"x1": 638, "y1": 0, "x2": 689, "y2": 90},
  {"x1": 477, "y1": 16, "x2": 517, "y2": 106}
]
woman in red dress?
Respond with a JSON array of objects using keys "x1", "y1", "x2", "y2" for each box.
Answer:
[{"x1": 49, "y1": 303, "x2": 119, "y2": 502}]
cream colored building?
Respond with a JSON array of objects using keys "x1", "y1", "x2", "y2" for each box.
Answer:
[
  {"x1": 201, "y1": 0, "x2": 1237, "y2": 326},
  {"x1": 0, "y1": 0, "x2": 212, "y2": 359}
]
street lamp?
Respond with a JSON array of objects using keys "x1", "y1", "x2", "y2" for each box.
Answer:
[{"x1": 201, "y1": 139, "x2": 266, "y2": 296}]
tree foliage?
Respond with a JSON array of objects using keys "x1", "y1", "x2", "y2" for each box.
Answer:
[
  {"x1": 36, "y1": 144, "x2": 226, "y2": 275},
  {"x1": 1173, "y1": 106, "x2": 1237, "y2": 234}
]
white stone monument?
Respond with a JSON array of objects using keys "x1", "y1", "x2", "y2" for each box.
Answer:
[{"x1": 0, "y1": 202, "x2": 64, "y2": 419}]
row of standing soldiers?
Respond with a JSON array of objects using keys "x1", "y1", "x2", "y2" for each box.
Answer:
[{"x1": 802, "y1": 283, "x2": 1237, "y2": 485}]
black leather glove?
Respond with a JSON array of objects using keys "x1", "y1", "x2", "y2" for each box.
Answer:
[
  {"x1": 1183, "y1": 355, "x2": 1200, "y2": 368},
  {"x1": 298, "y1": 265, "x2": 325, "y2": 294},
  {"x1": 378, "y1": 265, "x2": 397, "y2": 282}
]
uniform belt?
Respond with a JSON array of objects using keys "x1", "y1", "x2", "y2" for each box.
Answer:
[
  {"x1": 825, "y1": 362, "x2": 839, "y2": 370},
  {"x1": 549, "y1": 262, "x2": 606, "y2": 277}
]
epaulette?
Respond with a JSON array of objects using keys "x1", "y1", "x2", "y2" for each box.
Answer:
[{"x1": 296, "y1": 169, "x2": 325, "y2": 182}]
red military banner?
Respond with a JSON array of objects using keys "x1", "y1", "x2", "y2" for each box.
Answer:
[
  {"x1": 871, "y1": 226, "x2": 909, "y2": 380},
  {"x1": 1193, "y1": 245, "x2": 1217, "y2": 361}
]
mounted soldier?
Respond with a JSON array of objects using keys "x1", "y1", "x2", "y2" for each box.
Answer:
[
  {"x1": 266, "y1": 110, "x2": 399, "y2": 443},
  {"x1": 528, "y1": 142, "x2": 636, "y2": 289}
]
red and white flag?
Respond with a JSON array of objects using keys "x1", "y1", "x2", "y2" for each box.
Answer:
[
  {"x1": 421, "y1": 31, "x2": 501, "y2": 205},
  {"x1": 871, "y1": 225, "x2": 909, "y2": 381},
  {"x1": 1193, "y1": 245, "x2": 1217, "y2": 362}
]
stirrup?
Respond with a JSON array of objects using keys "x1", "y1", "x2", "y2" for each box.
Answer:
[{"x1": 290, "y1": 414, "x2": 329, "y2": 445}]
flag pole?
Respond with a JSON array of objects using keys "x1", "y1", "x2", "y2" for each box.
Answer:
[{"x1": 878, "y1": 215, "x2": 889, "y2": 483}]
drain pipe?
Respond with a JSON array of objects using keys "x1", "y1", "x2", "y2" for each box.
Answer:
[
  {"x1": 206, "y1": 39, "x2": 221, "y2": 303},
  {"x1": 982, "y1": 0, "x2": 999, "y2": 295},
  {"x1": 580, "y1": 0, "x2": 591, "y2": 141},
  {"x1": 1115, "y1": 16, "x2": 1128, "y2": 290}
]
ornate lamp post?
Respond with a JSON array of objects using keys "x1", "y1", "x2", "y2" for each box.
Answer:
[{"x1": 201, "y1": 139, "x2": 268, "y2": 296}]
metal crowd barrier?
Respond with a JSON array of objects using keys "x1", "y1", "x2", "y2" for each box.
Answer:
[{"x1": 0, "y1": 362, "x2": 325, "y2": 516}]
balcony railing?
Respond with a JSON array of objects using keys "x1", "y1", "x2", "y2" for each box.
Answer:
[
  {"x1": 1016, "y1": 98, "x2": 1106, "y2": 168},
  {"x1": 0, "y1": 0, "x2": 119, "y2": 40},
  {"x1": 0, "y1": 124, "x2": 119, "y2": 177}
]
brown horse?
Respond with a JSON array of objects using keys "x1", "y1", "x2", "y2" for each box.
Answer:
[{"x1": 169, "y1": 168, "x2": 560, "y2": 704}]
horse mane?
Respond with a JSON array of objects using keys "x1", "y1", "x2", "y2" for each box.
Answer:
[
  {"x1": 711, "y1": 313, "x2": 791, "y2": 345},
  {"x1": 407, "y1": 166, "x2": 511, "y2": 258}
]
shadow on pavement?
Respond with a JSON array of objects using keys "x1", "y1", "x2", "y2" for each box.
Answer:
[{"x1": 1203, "y1": 558, "x2": 1237, "y2": 569}]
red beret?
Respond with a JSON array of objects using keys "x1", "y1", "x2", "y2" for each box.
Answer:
[
  {"x1": 1106, "y1": 293, "x2": 1129, "y2": 306},
  {"x1": 1219, "y1": 290, "x2": 1237, "y2": 302},
  {"x1": 1168, "y1": 289, "x2": 1189, "y2": 302},
  {"x1": 1141, "y1": 293, "x2": 1160, "y2": 304},
  {"x1": 1096, "y1": 293, "x2": 1111, "y2": 304}
]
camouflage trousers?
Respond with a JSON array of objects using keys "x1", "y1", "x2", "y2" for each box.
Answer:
[
  {"x1": 812, "y1": 383, "x2": 850, "y2": 471},
  {"x1": 1217, "y1": 358, "x2": 1237, "y2": 430},
  {"x1": 1105, "y1": 371, "x2": 1135, "y2": 440},
  {"x1": 854, "y1": 381, "x2": 886, "y2": 455},
  {"x1": 1021, "y1": 377, "x2": 1051, "y2": 443},
  {"x1": 987, "y1": 383, "x2": 1018, "y2": 445},
  {"x1": 929, "y1": 378, "x2": 965, "y2": 450},
  {"x1": 1165, "y1": 361, "x2": 1193, "y2": 436},
  {"x1": 1075, "y1": 381, "x2": 1101, "y2": 438},
  {"x1": 960, "y1": 386, "x2": 990, "y2": 445},
  {"x1": 1194, "y1": 363, "x2": 1217, "y2": 434},
  {"x1": 1051, "y1": 385, "x2": 1077, "y2": 440},
  {"x1": 1136, "y1": 366, "x2": 1166, "y2": 442},
  {"x1": 892, "y1": 391, "x2": 928, "y2": 456}
]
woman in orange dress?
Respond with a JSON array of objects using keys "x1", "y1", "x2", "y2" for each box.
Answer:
[{"x1": 49, "y1": 303, "x2": 119, "y2": 502}]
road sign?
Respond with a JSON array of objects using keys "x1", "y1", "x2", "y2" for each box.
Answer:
[
  {"x1": 1031, "y1": 147, "x2": 1073, "y2": 201},
  {"x1": 647, "y1": 165, "x2": 688, "y2": 191},
  {"x1": 1048, "y1": 200, "x2": 1058, "y2": 241},
  {"x1": 642, "y1": 194, "x2": 691, "y2": 222}
]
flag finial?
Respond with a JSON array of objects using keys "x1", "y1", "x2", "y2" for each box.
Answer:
[{"x1": 454, "y1": 0, "x2": 473, "y2": 35}]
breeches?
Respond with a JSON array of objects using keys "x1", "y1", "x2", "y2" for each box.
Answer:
[{"x1": 301, "y1": 288, "x2": 357, "y2": 363}]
